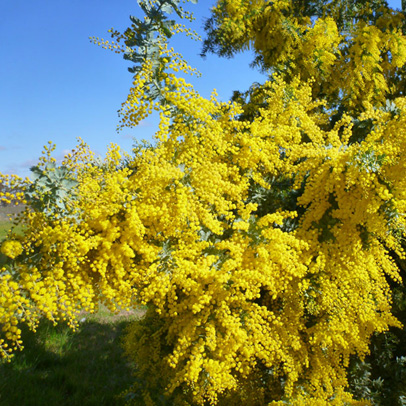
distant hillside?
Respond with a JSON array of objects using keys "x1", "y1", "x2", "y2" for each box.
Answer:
[{"x1": 0, "y1": 205, "x2": 25, "y2": 221}]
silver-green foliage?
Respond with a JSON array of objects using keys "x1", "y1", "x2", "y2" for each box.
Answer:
[{"x1": 25, "y1": 163, "x2": 78, "y2": 214}]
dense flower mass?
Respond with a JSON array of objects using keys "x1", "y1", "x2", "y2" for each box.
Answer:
[
  {"x1": 206, "y1": 0, "x2": 406, "y2": 114},
  {"x1": 1, "y1": 0, "x2": 406, "y2": 405},
  {"x1": 1, "y1": 240, "x2": 23, "y2": 259}
]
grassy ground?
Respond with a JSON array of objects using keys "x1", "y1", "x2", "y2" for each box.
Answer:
[
  {"x1": 0, "y1": 221, "x2": 23, "y2": 241},
  {"x1": 0, "y1": 205, "x2": 145, "y2": 405},
  {"x1": 0, "y1": 205, "x2": 25, "y2": 241},
  {"x1": 0, "y1": 306, "x2": 143, "y2": 406}
]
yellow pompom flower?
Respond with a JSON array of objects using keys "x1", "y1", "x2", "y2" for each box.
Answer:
[{"x1": 1, "y1": 240, "x2": 23, "y2": 259}]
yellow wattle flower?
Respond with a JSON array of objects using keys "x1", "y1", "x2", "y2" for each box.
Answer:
[{"x1": 1, "y1": 240, "x2": 23, "y2": 259}]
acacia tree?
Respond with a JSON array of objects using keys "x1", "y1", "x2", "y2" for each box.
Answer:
[
  {"x1": 203, "y1": 1, "x2": 406, "y2": 403},
  {"x1": 1, "y1": 1, "x2": 406, "y2": 405}
]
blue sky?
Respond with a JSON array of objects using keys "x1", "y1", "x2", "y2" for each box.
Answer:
[{"x1": 0, "y1": 0, "x2": 402, "y2": 178}]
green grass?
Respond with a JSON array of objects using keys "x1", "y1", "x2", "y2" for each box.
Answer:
[
  {"x1": 0, "y1": 221, "x2": 9, "y2": 241},
  {"x1": 0, "y1": 306, "x2": 144, "y2": 406},
  {"x1": 0, "y1": 205, "x2": 25, "y2": 241},
  {"x1": 0, "y1": 221, "x2": 24, "y2": 241},
  {"x1": 0, "y1": 205, "x2": 144, "y2": 405}
]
